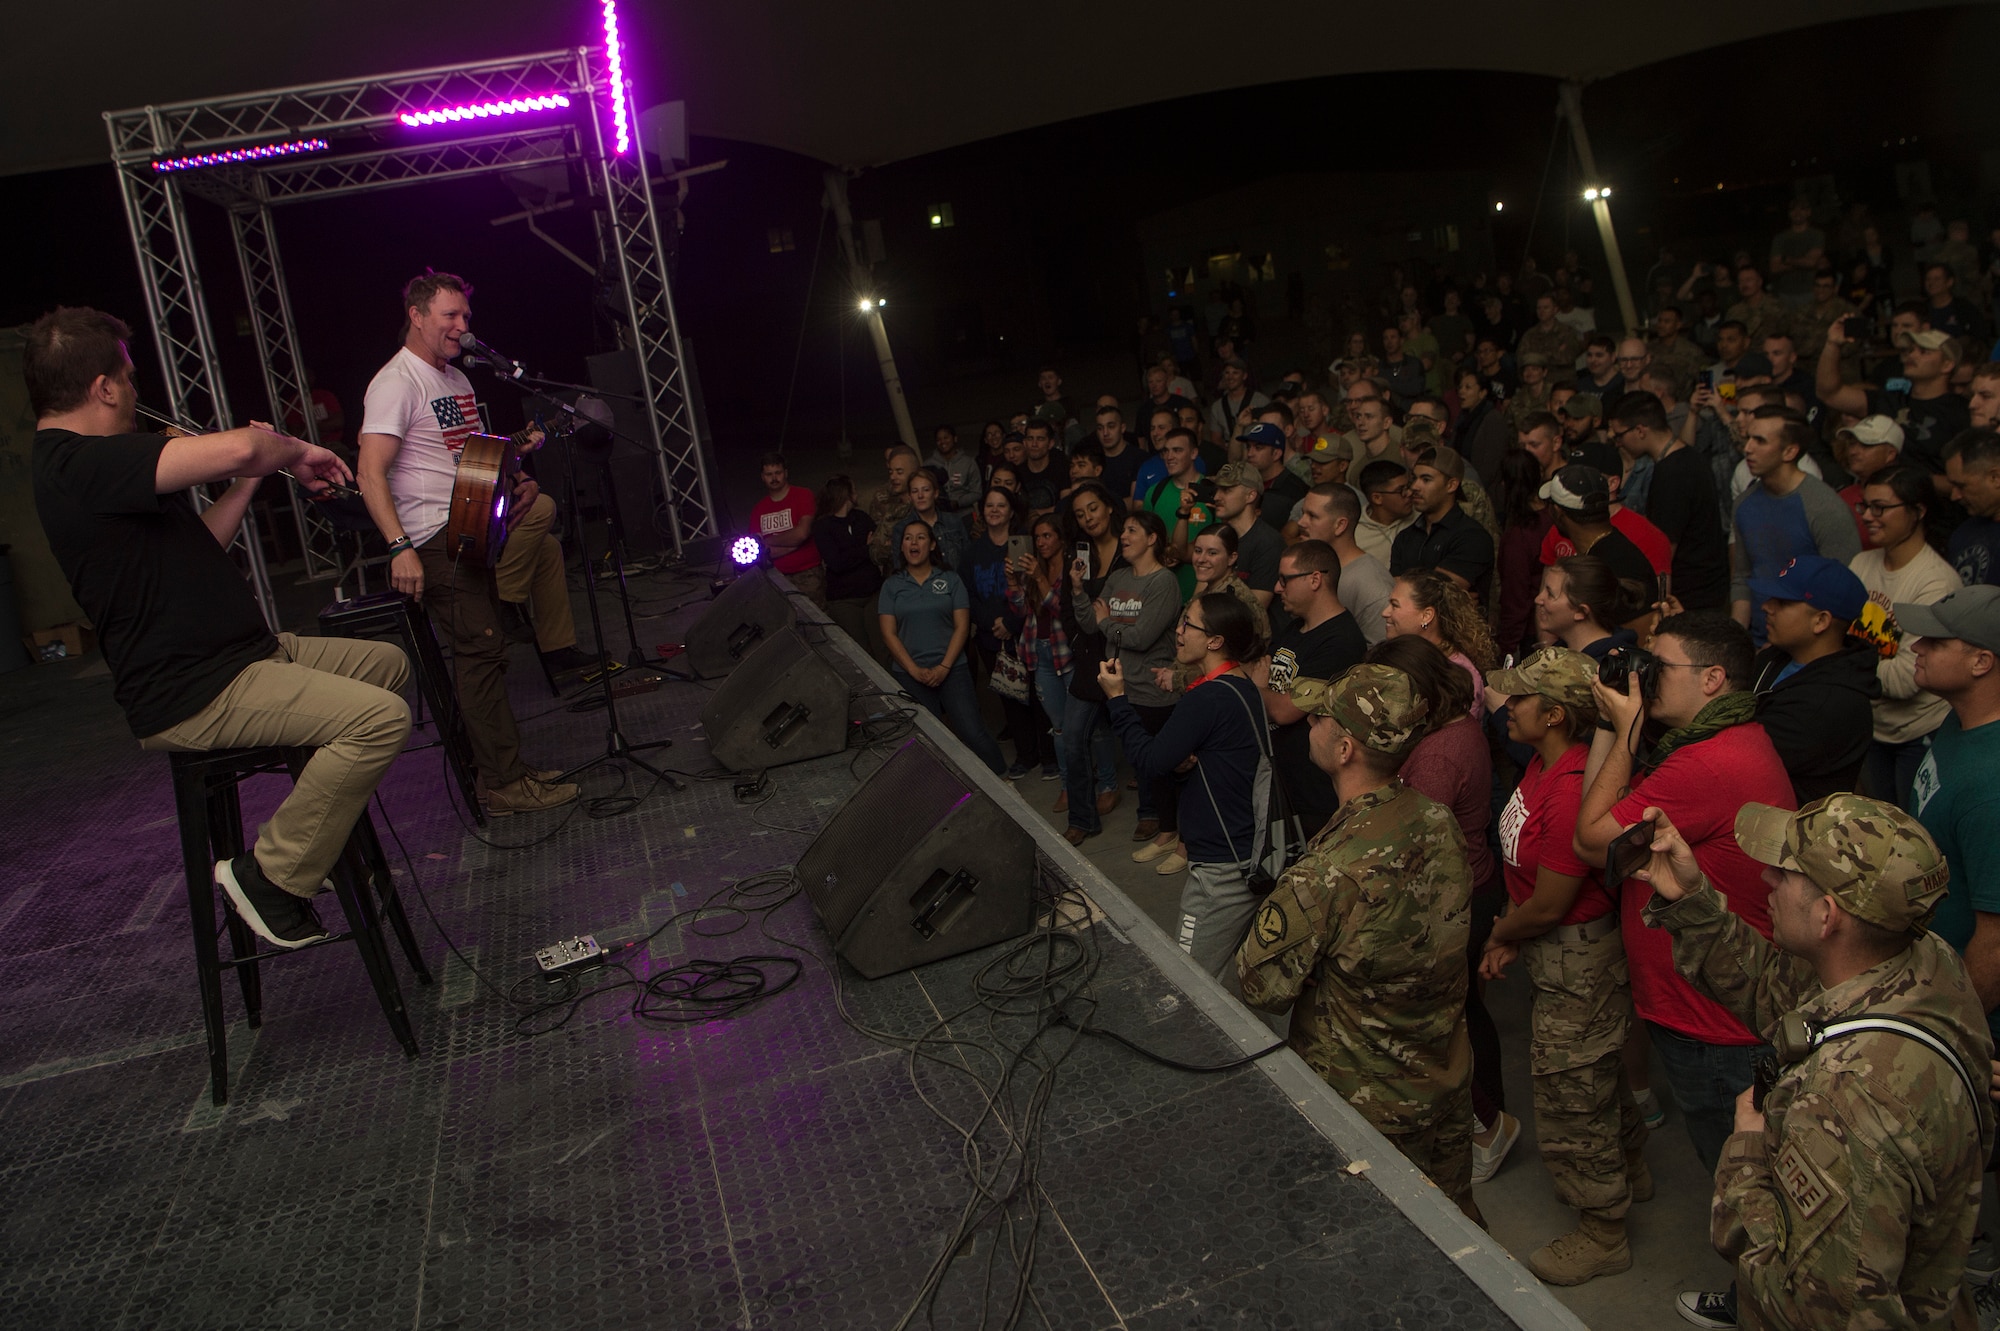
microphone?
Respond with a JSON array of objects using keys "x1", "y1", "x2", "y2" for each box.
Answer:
[{"x1": 459, "y1": 332, "x2": 525, "y2": 379}]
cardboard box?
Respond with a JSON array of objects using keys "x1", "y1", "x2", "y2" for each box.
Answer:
[{"x1": 26, "y1": 622, "x2": 95, "y2": 662}]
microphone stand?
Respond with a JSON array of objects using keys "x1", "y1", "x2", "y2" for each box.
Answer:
[{"x1": 463, "y1": 355, "x2": 683, "y2": 794}]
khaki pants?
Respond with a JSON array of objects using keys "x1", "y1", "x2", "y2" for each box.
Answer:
[
  {"x1": 492, "y1": 492, "x2": 576, "y2": 653},
  {"x1": 417, "y1": 528, "x2": 531, "y2": 788},
  {"x1": 141, "y1": 634, "x2": 411, "y2": 898}
]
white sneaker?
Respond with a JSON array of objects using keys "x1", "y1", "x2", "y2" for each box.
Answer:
[
  {"x1": 1470, "y1": 1110, "x2": 1520, "y2": 1185},
  {"x1": 1970, "y1": 1234, "x2": 2000, "y2": 1285},
  {"x1": 1676, "y1": 1289, "x2": 1737, "y2": 1329},
  {"x1": 1634, "y1": 1086, "x2": 1666, "y2": 1130}
]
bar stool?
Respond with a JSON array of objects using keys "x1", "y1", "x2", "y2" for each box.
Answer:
[
  {"x1": 170, "y1": 745, "x2": 433, "y2": 1105},
  {"x1": 318, "y1": 591, "x2": 486, "y2": 824}
]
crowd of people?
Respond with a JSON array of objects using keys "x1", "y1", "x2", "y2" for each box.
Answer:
[{"x1": 739, "y1": 202, "x2": 2000, "y2": 1329}]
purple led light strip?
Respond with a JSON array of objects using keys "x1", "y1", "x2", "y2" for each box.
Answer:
[
  {"x1": 151, "y1": 138, "x2": 329, "y2": 173},
  {"x1": 601, "y1": 0, "x2": 632, "y2": 154},
  {"x1": 398, "y1": 94, "x2": 571, "y2": 128}
]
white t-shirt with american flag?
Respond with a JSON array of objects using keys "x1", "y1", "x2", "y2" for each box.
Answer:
[{"x1": 361, "y1": 346, "x2": 482, "y2": 546}]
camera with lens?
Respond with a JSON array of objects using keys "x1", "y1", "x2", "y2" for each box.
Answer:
[
  {"x1": 1189, "y1": 477, "x2": 1219, "y2": 507},
  {"x1": 1597, "y1": 644, "x2": 1660, "y2": 698},
  {"x1": 1840, "y1": 312, "x2": 1876, "y2": 344}
]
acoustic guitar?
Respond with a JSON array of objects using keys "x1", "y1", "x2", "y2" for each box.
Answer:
[{"x1": 446, "y1": 423, "x2": 550, "y2": 566}]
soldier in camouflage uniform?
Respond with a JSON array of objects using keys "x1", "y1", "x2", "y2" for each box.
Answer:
[
  {"x1": 1519, "y1": 294, "x2": 1583, "y2": 383},
  {"x1": 1236, "y1": 665, "x2": 1480, "y2": 1220},
  {"x1": 1640, "y1": 795, "x2": 1995, "y2": 1330},
  {"x1": 1723, "y1": 266, "x2": 1796, "y2": 356},
  {"x1": 1505, "y1": 354, "x2": 1555, "y2": 433},
  {"x1": 865, "y1": 445, "x2": 919, "y2": 571},
  {"x1": 1482, "y1": 649, "x2": 1650, "y2": 1285},
  {"x1": 1795, "y1": 271, "x2": 1858, "y2": 364},
  {"x1": 1647, "y1": 307, "x2": 1710, "y2": 394}
]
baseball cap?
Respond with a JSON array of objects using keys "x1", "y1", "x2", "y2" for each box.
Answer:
[
  {"x1": 1538, "y1": 464, "x2": 1610, "y2": 515},
  {"x1": 1236, "y1": 421, "x2": 1287, "y2": 451},
  {"x1": 1837, "y1": 415, "x2": 1905, "y2": 451},
  {"x1": 1745, "y1": 555, "x2": 1868, "y2": 622},
  {"x1": 1212, "y1": 461, "x2": 1263, "y2": 496},
  {"x1": 1734, "y1": 795, "x2": 1950, "y2": 933},
  {"x1": 1893, "y1": 584, "x2": 2000, "y2": 653},
  {"x1": 1287, "y1": 664, "x2": 1429, "y2": 755},
  {"x1": 1402, "y1": 416, "x2": 1443, "y2": 449},
  {"x1": 1416, "y1": 444, "x2": 1466, "y2": 481},
  {"x1": 1223, "y1": 356, "x2": 1251, "y2": 371},
  {"x1": 1309, "y1": 433, "x2": 1357, "y2": 463},
  {"x1": 1519, "y1": 352, "x2": 1550, "y2": 368},
  {"x1": 1897, "y1": 329, "x2": 1964, "y2": 359},
  {"x1": 1562, "y1": 393, "x2": 1603, "y2": 419},
  {"x1": 1486, "y1": 646, "x2": 1599, "y2": 715},
  {"x1": 1733, "y1": 350, "x2": 1775, "y2": 380}
]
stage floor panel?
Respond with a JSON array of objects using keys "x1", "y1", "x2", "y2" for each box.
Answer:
[{"x1": 0, "y1": 581, "x2": 1568, "y2": 1329}]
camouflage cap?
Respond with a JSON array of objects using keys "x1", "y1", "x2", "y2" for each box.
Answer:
[
  {"x1": 1402, "y1": 416, "x2": 1443, "y2": 449},
  {"x1": 1519, "y1": 351, "x2": 1551, "y2": 367},
  {"x1": 1734, "y1": 794, "x2": 1951, "y2": 933},
  {"x1": 1487, "y1": 646, "x2": 1598, "y2": 715},
  {"x1": 1562, "y1": 392, "x2": 1603, "y2": 419},
  {"x1": 1288, "y1": 663, "x2": 1430, "y2": 755}
]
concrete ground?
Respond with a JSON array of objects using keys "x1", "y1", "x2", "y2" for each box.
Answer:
[{"x1": 1002, "y1": 762, "x2": 1736, "y2": 1331}]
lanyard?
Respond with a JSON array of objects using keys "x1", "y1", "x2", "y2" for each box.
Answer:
[{"x1": 1187, "y1": 661, "x2": 1239, "y2": 691}]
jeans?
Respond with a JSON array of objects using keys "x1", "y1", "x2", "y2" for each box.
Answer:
[
  {"x1": 892, "y1": 661, "x2": 1007, "y2": 776},
  {"x1": 1863, "y1": 734, "x2": 1933, "y2": 812},
  {"x1": 1033, "y1": 658, "x2": 1071, "y2": 782},
  {"x1": 1128, "y1": 701, "x2": 1179, "y2": 831},
  {"x1": 1646, "y1": 1022, "x2": 1772, "y2": 1174},
  {"x1": 1061, "y1": 693, "x2": 1121, "y2": 834}
]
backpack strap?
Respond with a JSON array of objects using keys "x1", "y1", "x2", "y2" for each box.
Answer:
[{"x1": 1809, "y1": 1014, "x2": 1981, "y2": 1111}]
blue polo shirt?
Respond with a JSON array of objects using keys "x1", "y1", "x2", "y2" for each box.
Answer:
[{"x1": 877, "y1": 566, "x2": 969, "y2": 667}]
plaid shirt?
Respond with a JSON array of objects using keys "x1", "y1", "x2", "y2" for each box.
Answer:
[{"x1": 1005, "y1": 579, "x2": 1071, "y2": 674}]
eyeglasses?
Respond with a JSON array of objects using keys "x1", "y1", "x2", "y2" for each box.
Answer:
[
  {"x1": 1372, "y1": 485, "x2": 1413, "y2": 500},
  {"x1": 1857, "y1": 500, "x2": 1910, "y2": 516},
  {"x1": 1272, "y1": 569, "x2": 1318, "y2": 585},
  {"x1": 1176, "y1": 615, "x2": 1212, "y2": 636}
]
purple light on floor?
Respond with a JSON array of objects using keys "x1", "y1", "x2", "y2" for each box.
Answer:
[
  {"x1": 600, "y1": 0, "x2": 632, "y2": 153},
  {"x1": 151, "y1": 138, "x2": 329, "y2": 173},
  {"x1": 398, "y1": 94, "x2": 571, "y2": 128},
  {"x1": 730, "y1": 536, "x2": 761, "y2": 567}
]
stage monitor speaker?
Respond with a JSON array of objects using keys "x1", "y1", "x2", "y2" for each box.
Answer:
[
  {"x1": 683, "y1": 567, "x2": 797, "y2": 678},
  {"x1": 699, "y1": 628, "x2": 849, "y2": 771},
  {"x1": 797, "y1": 739, "x2": 1036, "y2": 979}
]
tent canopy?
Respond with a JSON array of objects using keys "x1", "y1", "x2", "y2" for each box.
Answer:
[{"x1": 9, "y1": 0, "x2": 1959, "y2": 178}]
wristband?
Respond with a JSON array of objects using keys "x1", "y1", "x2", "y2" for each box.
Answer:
[
  {"x1": 1595, "y1": 716, "x2": 1617, "y2": 732},
  {"x1": 385, "y1": 537, "x2": 414, "y2": 556}
]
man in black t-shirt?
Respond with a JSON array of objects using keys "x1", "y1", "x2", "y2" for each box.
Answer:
[
  {"x1": 1609, "y1": 391, "x2": 1728, "y2": 610},
  {"x1": 1540, "y1": 464, "x2": 1661, "y2": 604},
  {"x1": 27, "y1": 307, "x2": 410, "y2": 951},
  {"x1": 1018, "y1": 421, "x2": 1067, "y2": 515},
  {"x1": 1090, "y1": 403, "x2": 1145, "y2": 505},
  {"x1": 1250, "y1": 540, "x2": 1368, "y2": 836}
]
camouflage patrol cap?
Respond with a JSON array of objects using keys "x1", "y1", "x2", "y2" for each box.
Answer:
[
  {"x1": 1734, "y1": 794, "x2": 1951, "y2": 933},
  {"x1": 1288, "y1": 663, "x2": 1430, "y2": 755},
  {"x1": 1487, "y1": 646, "x2": 1599, "y2": 716},
  {"x1": 1402, "y1": 416, "x2": 1443, "y2": 449},
  {"x1": 1519, "y1": 352, "x2": 1551, "y2": 367}
]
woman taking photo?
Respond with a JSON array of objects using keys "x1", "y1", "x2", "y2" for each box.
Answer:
[
  {"x1": 905, "y1": 469, "x2": 968, "y2": 573},
  {"x1": 1479, "y1": 647, "x2": 1647, "y2": 1286},
  {"x1": 1365, "y1": 633, "x2": 1510, "y2": 1179},
  {"x1": 878, "y1": 519, "x2": 1007, "y2": 776},
  {"x1": 1100, "y1": 592, "x2": 1265, "y2": 974},
  {"x1": 963, "y1": 486, "x2": 1041, "y2": 778},
  {"x1": 813, "y1": 474, "x2": 884, "y2": 662},
  {"x1": 1382, "y1": 567, "x2": 1498, "y2": 719},
  {"x1": 1007, "y1": 515, "x2": 1081, "y2": 808},
  {"x1": 1057, "y1": 482, "x2": 1130, "y2": 843},
  {"x1": 1073, "y1": 509, "x2": 1182, "y2": 856},
  {"x1": 1160, "y1": 524, "x2": 1268, "y2": 691}
]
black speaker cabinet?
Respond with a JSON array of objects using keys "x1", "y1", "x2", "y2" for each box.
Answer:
[
  {"x1": 797, "y1": 740, "x2": 1036, "y2": 979},
  {"x1": 699, "y1": 628, "x2": 849, "y2": 771},
  {"x1": 683, "y1": 567, "x2": 797, "y2": 678}
]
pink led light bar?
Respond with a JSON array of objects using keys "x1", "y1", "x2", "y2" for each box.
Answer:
[
  {"x1": 601, "y1": 0, "x2": 632, "y2": 154},
  {"x1": 398, "y1": 94, "x2": 572, "y2": 128},
  {"x1": 151, "y1": 138, "x2": 329, "y2": 173}
]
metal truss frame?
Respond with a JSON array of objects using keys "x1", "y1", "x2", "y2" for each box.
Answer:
[{"x1": 106, "y1": 46, "x2": 715, "y2": 622}]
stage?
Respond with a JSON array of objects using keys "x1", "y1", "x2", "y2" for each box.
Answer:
[{"x1": 0, "y1": 570, "x2": 1582, "y2": 1329}]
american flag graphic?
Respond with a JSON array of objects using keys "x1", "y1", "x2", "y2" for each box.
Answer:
[{"x1": 429, "y1": 392, "x2": 481, "y2": 453}]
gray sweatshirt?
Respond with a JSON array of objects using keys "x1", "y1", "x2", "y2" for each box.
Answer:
[{"x1": 1074, "y1": 565, "x2": 1182, "y2": 707}]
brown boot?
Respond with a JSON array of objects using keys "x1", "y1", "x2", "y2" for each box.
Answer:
[
  {"x1": 1527, "y1": 1213, "x2": 1630, "y2": 1286},
  {"x1": 483, "y1": 774, "x2": 580, "y2": 816},
  {"x1": 1626, "y1": 1146, "x2": 1653, "y2": 1203}
]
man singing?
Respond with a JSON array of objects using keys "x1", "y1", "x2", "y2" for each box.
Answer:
[
  {"x1": 356, "y1": 272, "x2": 580, "y2": 815},
  {"x1": 29, "y1": 306, "x2": 410, "y2": 948}
]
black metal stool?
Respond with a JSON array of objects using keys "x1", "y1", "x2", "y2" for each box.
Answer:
[
  {"x1": 319, "y1": 591, "x2": 486, "y2": 823},
  {"x1": 170, "y1": 746, "x2": 433, "y2": 1105}
]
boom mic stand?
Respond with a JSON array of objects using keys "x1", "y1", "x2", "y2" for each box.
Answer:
[{"x1": 464, "y1": 354, "x2": 683, "y2": 794}]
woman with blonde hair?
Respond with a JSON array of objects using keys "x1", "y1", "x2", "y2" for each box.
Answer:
[{"x1": 1382, "y1": 566, "x2": 1498, "y2": 718}]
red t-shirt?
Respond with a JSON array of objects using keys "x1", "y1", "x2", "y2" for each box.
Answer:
[
  {"x1": 1836, "y1": 481, "x2": 1876, "y2": 550},
  {"x1": 1611, "y1": 722, "x2": 1796, "y2": 1045},
  {"x1": 1540, "y1": 507, "x2": 1672, "y2": 575},
  {"x1": 749, "y1": 486, "x2": 822, "y2": 574},
  {"x1": 1498, "y1": 743, "x2": 1613, "y2": 924}
]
